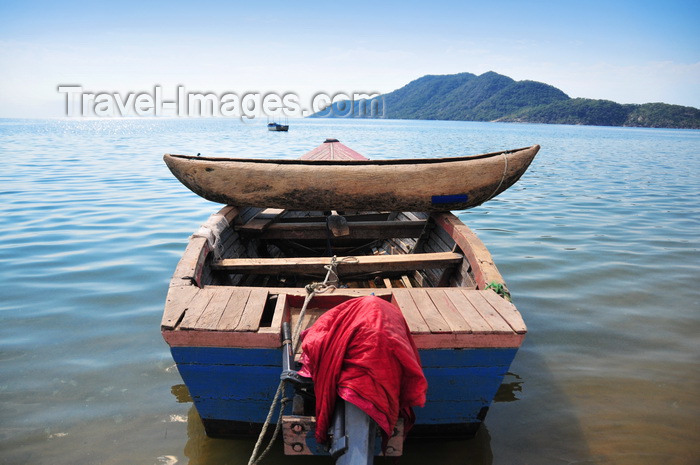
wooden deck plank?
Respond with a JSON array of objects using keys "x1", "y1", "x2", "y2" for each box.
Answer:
[
  {"x1": 161, "y1": 285, "x2": 200, "y2": 330},
  {"x1": 192, "y1": 287, "x2": 235, "y2": 330},
  {"x1": 479, "y1": 291, "x2": 527, "y2": 334},
  {"x1": 212, "y1": 252, "x2": 462, "y2": 275},
  {"x1": 443, "y1": 289, "x2": 494, "y2": 333},
  {"x1": 235, "y1": 289, "x2": 268, "y2": 332},
  {"x1": 179, "y1": 289, "x2": 216, "y2": 330},
  {"x1": 391, "y1": 289, "x2": 430, "y2": 334},
  {"x1": 426, "y1": 289, "x2": 472, "y2": 333},
  {"x1": 463, "y1": 290, "x2": 513, "y2": 333},
  {"x1": 237, "y1": 208, "x2": 286, "y2": 232},
  {"x1": 218, "y1": 288, "x2": 252, "y2": 330},
  {"x1": 410, "y1": 290, "x2": 451, "y2": 334}
]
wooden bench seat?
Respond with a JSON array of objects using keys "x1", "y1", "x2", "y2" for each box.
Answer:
[{"x1": 211, "y1": 252, "x2": 462, "y2": 275}]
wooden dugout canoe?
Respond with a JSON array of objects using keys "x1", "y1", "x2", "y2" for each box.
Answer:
[
  {"x1": 161, "y1": 140, "x2": 533, "y2": 456},
  {"x1": 163, "y1": 142, "x2": 539, "y2": 212}
]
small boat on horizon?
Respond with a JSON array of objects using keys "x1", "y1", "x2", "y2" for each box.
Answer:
[
  {"x1": 267, "y1": 122, "x2": 289, "y2": 131},
  {"x1": 161, "y1": 139, "x2": 537, "y2": 461}
]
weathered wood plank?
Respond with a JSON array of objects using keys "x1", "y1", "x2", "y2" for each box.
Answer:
[
  {"x1": 259, "y1": 220, "x2": 426, "y2": 240},
  {"x1": 479, "y1": 290, "x2": 527, "y2": 334},
  {"x1": 463, "y1": 290, "x2": 513, "y2": 333},
  {"x1": 443, "y1": 289, "x2": 493, "y2": 333},
  {"x1": 425, "y1": 233, "x2": 453, "y2": 254},
  {"x1": 290, "y1": 306, "x2": 325, "y2": 337},
  {"x1": 237, "y1": 208, "x2": 286, "y2": 232},
  {"x1": 234, "y1": 287, "x2": 393, "y2": 301},
  {"x1": 391, "y1": 290, "x2": 430, "y2": 334},
  {"x1": 237, "y1": 207, "x2": 263, "y2": 225},
  {"x1": 179, "y1": 289, "x2": 216, "y2": 330},
  {"x1": 162, "y1": 328, "x2": 281, "y2": 348},
  {"x1": 410, "y1": 290, "x2": 451, "y2": 333},
  {"x1": 432, "y1": 220, "x2": 457, "y2": 250},
  {"x1": 192, "y1": 287, "x2": 235, "y2": 330},
  {"x1": 212, "y1": 252, "x2": 462, "y2": 275},
  {"x1": 161, "y1": 285, "x2": 200, "y2": 330},
  {"x1": 401, "y1": 211, "x2": 428, "y2": 221},
  {"x1": 235, "y1": 289, "x2": 268, "y2": 331},
  {"x1": 411, "y1": 332, "x2": 525, "y2": 349},
  {"x1": 162, "y1": 325, "x2": 524, "y2": 349},
  {"x1": 218, "y1": 288, "x2": 252, "y2": 330},
  {"x1": 426, "y1": 289, "x2": 471, "y2": 333}
]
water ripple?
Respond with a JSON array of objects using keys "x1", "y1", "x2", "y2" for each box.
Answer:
[{"x1": 1, "y1": 118, "x2": 698, "y2": 464}]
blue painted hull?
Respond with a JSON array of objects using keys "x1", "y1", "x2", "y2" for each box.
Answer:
[{"x1": 170, "y1": 345, "x2": 517, "y2": 438}]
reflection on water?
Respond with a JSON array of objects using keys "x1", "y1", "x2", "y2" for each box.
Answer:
[
  {"x1": 181, "y1": 404, "x2": 496, "y2": 465},
  {"x1": 171, "y1": 384, "x2": 193, "y2": 404},
  {"x1": 493, "y1": 373, "x2": 523, "y2": 403}
]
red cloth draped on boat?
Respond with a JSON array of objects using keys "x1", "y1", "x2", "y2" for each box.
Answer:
[{"x1": 298, "y1": 295, "x2": 428, "y2": 444}]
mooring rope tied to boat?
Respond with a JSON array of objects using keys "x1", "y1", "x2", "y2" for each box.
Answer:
[
  {"x1": 486, "y1": 150, "x2": 509, "y2": 202},
  {"x1": 248, "y1": 255, "x2": 354, "y2": 465}
]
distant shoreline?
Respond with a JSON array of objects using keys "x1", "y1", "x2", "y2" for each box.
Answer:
[{"x1": 310, "y1": 71, "x2": 700, "y2": 130}]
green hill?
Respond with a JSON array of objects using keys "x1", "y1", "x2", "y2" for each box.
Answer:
[{"x1": 311, "y1": 71, "x2": 700, "y2": 129}]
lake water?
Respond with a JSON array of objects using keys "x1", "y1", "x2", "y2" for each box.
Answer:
[{"x1": 0, "y1": 118, "x2": 698, "y2": 465}]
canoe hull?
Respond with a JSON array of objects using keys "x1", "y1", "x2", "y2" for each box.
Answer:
[{"x1": 163, "y1": 145, "x2": 539, "y2": 212}]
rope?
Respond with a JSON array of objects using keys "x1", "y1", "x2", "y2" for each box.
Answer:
[
  {"x1": 486, "y1": 150, "x2": 509, "y2": 202},
  {"x1": 247, "y1": 255, "x2": 349, "y2": 465}
]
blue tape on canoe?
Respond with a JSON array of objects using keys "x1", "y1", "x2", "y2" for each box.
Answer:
[{"x1": 432, "y1": 194, "x2": 468, "y2": 204}]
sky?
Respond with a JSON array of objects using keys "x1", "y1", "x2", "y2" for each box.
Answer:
[{"x1": 1, "y1": 0, "x2": 699, "y2": 117}]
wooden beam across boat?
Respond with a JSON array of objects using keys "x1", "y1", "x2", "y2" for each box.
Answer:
[
  {"x1": 251, "y1": 220, "x2": 427, "y2": 240},
  {"x1": 211, "y1": 252, "x2": 462, "y2": 275}
]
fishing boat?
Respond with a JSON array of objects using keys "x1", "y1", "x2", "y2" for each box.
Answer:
[
  {"x1": 162, "y1": 139, "x2": 535, "y2": 460},
  {"x1": 267, "y1": 122, "x2": 289, "y2": 132},
  {"x1": 163, "y1": 142, "x2": 539, "y2": 212}
]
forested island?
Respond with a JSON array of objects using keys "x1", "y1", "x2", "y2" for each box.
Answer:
[{"x1": 311, "y1": 71, "x2": 700, "y2": 129}]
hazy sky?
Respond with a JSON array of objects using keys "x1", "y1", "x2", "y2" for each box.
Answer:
[{"x1": 1, "y1": 0, "x2": 698, "y2": 117}]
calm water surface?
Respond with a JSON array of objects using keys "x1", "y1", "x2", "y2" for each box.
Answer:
[{"x1": 0, "y1": 118, "x2": 698, "y2": 465}]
